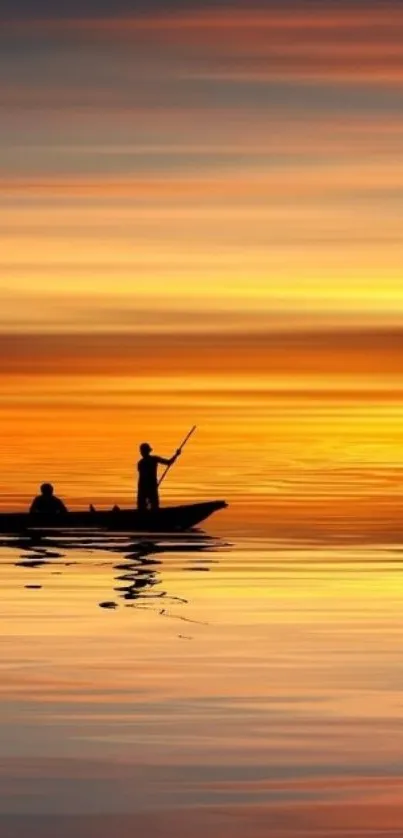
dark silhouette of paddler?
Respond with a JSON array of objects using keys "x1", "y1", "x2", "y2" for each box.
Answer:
[
  {"x1": 30, "y1": 483, "x2": 68, "y2": 515},
  {"x1": 137, "y1": 443, "x2": 181, "y2": 511}
]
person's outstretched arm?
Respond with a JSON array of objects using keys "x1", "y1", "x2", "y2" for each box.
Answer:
[
  {"x1": 157, "y1": 450, "x2": 181, "y2": 467},
  {"x1": 169, "y1": 449, "x2": 182, "y2": 466}
]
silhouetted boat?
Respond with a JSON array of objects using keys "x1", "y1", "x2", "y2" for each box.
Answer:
[{"x1": 0, "y1": 501, "x2": 228, "y2": 533}]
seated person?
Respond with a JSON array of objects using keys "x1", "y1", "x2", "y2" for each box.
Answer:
[{"x1": 30, "y1": 483, "x2": 68, "y2": 515}]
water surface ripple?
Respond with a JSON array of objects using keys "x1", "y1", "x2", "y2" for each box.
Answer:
[{"x1": 0, "y1": 532, "x2": 402, "y2": 837}]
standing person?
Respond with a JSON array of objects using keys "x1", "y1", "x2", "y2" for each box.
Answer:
[{"x1": 137, "y1": 443, "x2": 181, "y2": 511}]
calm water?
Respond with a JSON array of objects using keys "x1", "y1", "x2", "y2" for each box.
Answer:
[
  {"x1": 0, "y1": 522, "x2": 403, "y2": 837},
  {"x1": 1, "y1": 375, "x2": 403, "y2": 834}
]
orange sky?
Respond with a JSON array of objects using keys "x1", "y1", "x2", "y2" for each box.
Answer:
[
  {"x1": 1, "y1": 2, "x2": 403, "y2": 523},
  {"x1": 1, "y1": 4, "x2": 403, "y2": 335}
]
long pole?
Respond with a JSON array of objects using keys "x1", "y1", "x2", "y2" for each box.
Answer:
[{"x1": 158, "y1": 425, "x2": 197, "y2": 487}]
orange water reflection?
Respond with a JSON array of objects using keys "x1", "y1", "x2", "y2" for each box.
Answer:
[
  {"x1": 0, "y1": 368, "x2": 403, "y2": 543},
  {"x1": 0, "y1": 535, "x2": 403, "y2": 835}
]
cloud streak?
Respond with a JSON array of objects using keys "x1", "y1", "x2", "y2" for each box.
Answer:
[
  {"x1": 1, "y1": 2, "x2": 402, "y2": 333},
  {"x1": 3, "y1": 7, "x2": 403, "y2": 84},
  {"x1": 1, "y1": 329, "x2": 402, "y2": 379}
]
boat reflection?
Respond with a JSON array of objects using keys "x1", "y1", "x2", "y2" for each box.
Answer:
[{"x1": 4, "y1": 530, "x2": 226, "y2": 610}]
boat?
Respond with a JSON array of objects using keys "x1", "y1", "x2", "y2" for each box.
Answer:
[{"x1": 0, "y1": 500, "x2": 228, "y2": 534}]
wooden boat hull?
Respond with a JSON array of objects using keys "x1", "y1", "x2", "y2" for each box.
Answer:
[{"x1": 0, "y1": 501, "x2": 228, "y2": 534}]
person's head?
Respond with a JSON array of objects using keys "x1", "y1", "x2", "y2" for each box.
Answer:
[
  {"x1": 140, "y1": 442, "x2": 152, "y2": 457},
  {"x1": 40, "y1": 482, "x2": 54, "y2": 497}
]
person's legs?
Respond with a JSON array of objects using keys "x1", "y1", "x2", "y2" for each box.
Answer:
[
  {"x1": 148, "y1": 487, "x2": 160, "y2": 511},
  {"x1": 137, "y1": 488, "x2": 148, "y2": 511}
]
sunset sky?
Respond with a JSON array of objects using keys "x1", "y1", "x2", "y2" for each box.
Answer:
[
  {"x1": 3, "y1": 11, "x2": 403, "y2": 838},
  {"x1": 1, "y1": 0, "x2": 402, "y2": 519},
  {"x1": 1, "y1": 1, "x2": 403, "y2": 335}
]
